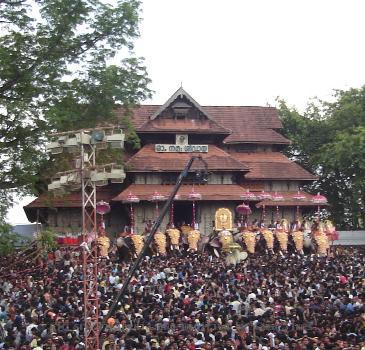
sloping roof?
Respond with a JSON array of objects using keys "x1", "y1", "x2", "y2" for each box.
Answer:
[
  {"x1": 204, "y1": 106, "x2": 289, "y2": 144},
  {"x1": 137, "y1": 118, "x2": 230, "y2": 134},
  {"x1": 24, "y1": 186, "x2": 122, "y2": 209},
  {"x1": 115, "y1": 105, "x2": 160, "y2": 129},
  {"x1": 222, "y1": 128, "x2": 291, "y2": 145},
  {"x1": 113, "y1": 186, "x2": 317, "y2": 203},
  {"x1": 229, "y1": 152, "x2": 317, "y2": 181},
  {"x1": 256, "y1": 200, "x2": 325, "y2": 207},
  {"x1": 112, "y1": 184, "x2": 249, "y2": 201},
  {"x1": 204, "y1": 105, "x2": 283, "y2": 128},
  {"x1": 150, "y1": 87, "x2": 213, "y2": 120},
  {"x1": 115, "y1": 104, "x2": 290, "y2": 144},
  {"x1": 254, "y1": 191, "x2": 327, "y2": 207},
  {"x1": 126, "y1": 144, "x2": 249, "y2": 172}
]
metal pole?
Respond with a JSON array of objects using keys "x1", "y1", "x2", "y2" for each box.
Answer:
[
  {"x1": 81, "y1": 134, "x2": 100, "y2": 350},
  {"x1": 100, "y1": 155, "x2": 207, "y2": 333}
]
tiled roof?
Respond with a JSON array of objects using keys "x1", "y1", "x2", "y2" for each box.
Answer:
[
  {"x1": 253, "y1": 191, "x2": 327, "y2": 207},
  {"x1": 113, "y1": 186, "x2": 317, "y2": 203},
  {"x1": 203, "y1": 106, "x2": 289, "y2": 144},
  {"x1": 115, "y1": 105, "x2": 159, "y2": 129},
  {"x1": 229, "y1": 152, "x2": 317, "y2": 181},
  {"x1": 115, "y1": 105, "x2": 290, "y2": 144},
  {"x1": 24, "y1": 186, "x2": 122, "y2": 208},
  {"x1": 137, "y1": 118, "x2": 230, "y2": 134},
  {"x1": 126, "y1": 144, "x2": 249, "y2": 172},
  {"x1": 222, "y1": 129, "x2": 291, "y2": 145},
  {"x1": 256, "y1": 200, "x2": 328, "y2": 207},
  {"x1": 113, "y1": 184, "x2": 250, "y2": 201},
  {"x1": 204, "y1": 106, "x2": 283, "y2": 129}
]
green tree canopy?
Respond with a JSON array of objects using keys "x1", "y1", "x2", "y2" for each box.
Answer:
[
  {"x1": 278, "y1": 87, "x2": 365, "y2": 229},
  {"x1": 0, "y1": 0, "x2": 151, "y2": 222}
]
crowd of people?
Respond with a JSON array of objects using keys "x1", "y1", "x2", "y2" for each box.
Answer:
[{"x1": 0, "y1": 239, "x2": 364, "y2": 349}]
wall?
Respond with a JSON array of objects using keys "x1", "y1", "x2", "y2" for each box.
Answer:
[
  {"x1": 45, "y1": 205, "x2": 128, "y2": 238},
  {"x1": 333, "y1": 231, "x2": 365, "y2": 246},
  {"x1": 131, "y1": 201, "x2": 299, "y2": 236}
]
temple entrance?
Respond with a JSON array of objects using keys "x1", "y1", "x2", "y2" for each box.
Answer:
[{"x1": 173, "y1": 201, "x2": 194, "y2": 227}]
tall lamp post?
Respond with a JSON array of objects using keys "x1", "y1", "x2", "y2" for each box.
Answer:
[{"x1": 46, "y1": 128, "x2": 125, "y2": 349}]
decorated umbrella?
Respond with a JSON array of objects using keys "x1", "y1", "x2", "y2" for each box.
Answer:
[
  {"x1": 311, "y1": 192, "x2": 327, "y2": 221},
  {"x1": 188, "y1": 187, "x2": 202, "y2": 228},
  {"x1": 258, "y1": 191, "x2": 272, "y2": 223},
  {"x1": 169, "y1": 194, "x2": 180, "y2": 227},
  {"x1": 96, "y1": 200, "x2": 111, "y2": 229},
  {"x1": 122, "y1": 192, "x2": 140, "y2": 234},
  {"x1": 240, "y1": 189, "x2": 259, "y2": 201},
  {"x1": 150, "y1": 191, "x2": 167, "y2": 217},
  {"x1": 292, "y1": 190, "x2": 307, "y2": 219},
  {"x1": 272, "y1": 192, "x2": 284, "y2": 221},
  {"x1": 236, "y1": 203, "x2": 252, "y2": 227}
]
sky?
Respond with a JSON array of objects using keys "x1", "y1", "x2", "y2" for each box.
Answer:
[{"x1": 7, "y1": 0, "x2": 365, "y2": 225}]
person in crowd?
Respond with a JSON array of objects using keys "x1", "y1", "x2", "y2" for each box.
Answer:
[{"x1": 0, "y1": 241, "x2": 364, "y2": 349}]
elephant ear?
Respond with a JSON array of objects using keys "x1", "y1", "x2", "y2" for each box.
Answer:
[
  {"x1": 233, "y1": 232, "x2": 242, "y2": 242},
  {"x1": 209, "y1": 238, "x2": 220, "y2": 248},
  {"x1": 201, "y1": 236, "x2": 210, "y2": 244}
]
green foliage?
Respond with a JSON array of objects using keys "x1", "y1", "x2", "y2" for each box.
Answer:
[
  {"x1": 37, "y1": 228, "x2": 58, "y2": 251},
  {"x1": 278, "y1": 86, "x2": 365, "y2": 229},
  {"x1": 0, "y1": 0, "x2": 151, "y2": 221},
  {"x1": 0, "y1": 224, "x2": 21, "y2": 256},
  {"x1": 122, "y1": 115, "x2": 141, "y2": 151}
]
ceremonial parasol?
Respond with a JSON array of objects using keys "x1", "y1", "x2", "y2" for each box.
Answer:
[
  {"x1": 169, "y1": 194, "x2": 180, "y2": 227},
  {"x1": 96, "y1": 200, "x2": 111, "y2": 229},
  {"x1": 311, "y1": 192, "x2": 327, "y2": 221},
  {"x1": 240, "y1": 189, "x2": 259, "y2": 201},
  {"x1": 292, "y1": 190, "x2": 307, "y2": 219},
  {"x1": 272, "y1": 192, "x2": 284, "y2": 221},
  {"x1": 236, "y1": 203, "x2": 252, "y2": 227},
  {"x1": 188, "y1": 187, "x2": 202, "y2": 228},
  {"x1": 258, "y1": 191, "x2": 272, "y2": 223},
  {"x1": 150, "y1": 191, "x2": 166, "y2": 217},
  {"x1": 122, "y1": 192, "x2": 140, "y2": 234}
]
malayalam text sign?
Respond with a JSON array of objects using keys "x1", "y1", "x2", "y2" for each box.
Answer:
[{"x1": 155, "y1": 144, "x2": 209, "y2": 153}]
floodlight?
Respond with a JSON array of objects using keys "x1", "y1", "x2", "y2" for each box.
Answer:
[
  {"x1": 106, "y1": 130, "x2": 125, "y2": 149},
  {"x1": 60, "y1": 175, "x2": 69, "y2": 186},
  {"x1": 48, "y1": 179, "x2": 61, "y2": 190},
  {"x1": 76, "y1": 133, "x2": 91, "y2": 145},
  {"x1": 107, "y1": 167, "x2": 126, "y2": 183},
  {"x1": 90, "y1": 170, "x2": 108, "y2": 187},
  {"x1": 46, "y1": 141, "x2": 63, "y2": 155},
  {"x1": 58, "y1": 136, "x2": 68, "y2": 145},
  {"x1": 67, "y1": 172, "x2": 81, "y2": 185},
  {"x1": 64, "y1": 137, "x2": 79, "y2": 153},
  {"x1": 91, "y1": 130, "x2": 107, "y2": 150}
]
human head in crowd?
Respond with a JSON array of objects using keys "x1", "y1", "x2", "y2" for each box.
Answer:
[{"x1": 0, "y1": 245, "x2": 364, "y2": 349}]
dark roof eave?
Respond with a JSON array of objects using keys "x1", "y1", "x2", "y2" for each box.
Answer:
[
  {"x1": 223, "y1": 140, "x2": 292, "y2": 145},
  {"x1": 137, "y1": 130, "x2": 230, "y2": 135},
  {"x1": 256, "y1": 201, "x2": 328, "y2": 208},
  {"x1": 245, "y1": 177, "x2": 318, "y2": 181},
  {"x1": 127, "y1": 168, "x2": 249, "y2": 172}
]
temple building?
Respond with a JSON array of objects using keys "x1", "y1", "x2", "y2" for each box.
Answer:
[{"x1": 24, "y1": 88, "x2": 319, "y2": 236}]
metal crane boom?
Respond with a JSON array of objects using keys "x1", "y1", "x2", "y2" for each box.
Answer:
[{"x1": 100, "y1": 155, "x2": 208, "y2": 333}]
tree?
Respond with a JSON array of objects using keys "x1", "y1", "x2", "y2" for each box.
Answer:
[
  {"x1": 0, "y1": 224, "x2": 21, "y2": 256},
  {"x1": 278, "y1": 86, "x2": 365, "y2": 229},
  {"x1": 0, "y1": 0, "x2": 151, "y2": 222}
]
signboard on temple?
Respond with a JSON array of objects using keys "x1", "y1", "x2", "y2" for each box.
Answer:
[
  {"x1": 155, "y1": 134, "x2": 208, "y2": 153},
  {"x1": 155, "y1": 144, "x2": 209, "y2": 153}
]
